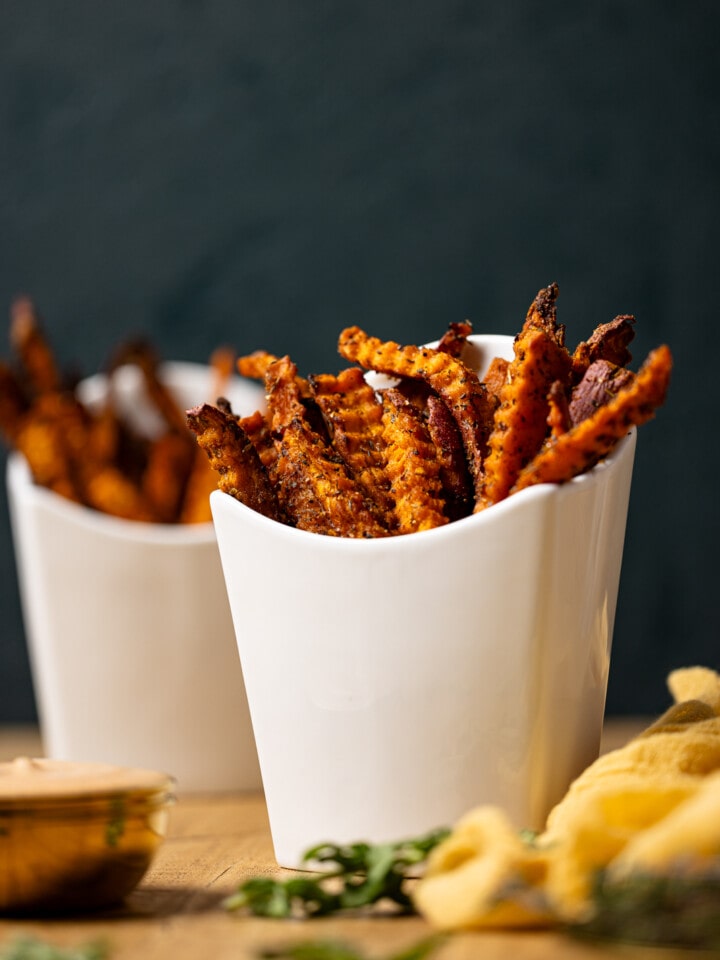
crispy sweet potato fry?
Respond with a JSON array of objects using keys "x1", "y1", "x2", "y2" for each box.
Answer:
[
  {"x1": 481, "y1": 356, "x2": 510, "y2": 410},
  {"x1": 568, "y1": 359, "x2": 635, "y2": 426},
  {"x1": 179, "y1": 449, "x2": 217, "y2": 524},
  {"x1": 186, "y1": 403, "x2": 285, "y2": 521},
  {"x1": 142, "y1": 432, "x2": 196, "y2": 523},
  {"x1": 512, "y1": 344, "x2": 672, "y2": 491},
  {"x1": 0, "y1": 361, "x2": 28, "y2": 443},
  {"x1": 337, "y1": 327, "x2": 494, "y2": 499},
  {"x1": 437, "y1": 320, "x2": 473, "y2": 358},
  {"x1": 381, "y1": 388, "x2": 448, "y2": 534},
  {"x1": 425, "y1": 394, "x2": 473, "y2": 520},
  {"x1": 572, "y1": 315, "x2": 635, "y2": 380},
  {"x1": 479, "y1": 321, "x2": 572, "y2": 509},
  {"x1": 547, "y1": 380, "x2": 572, "y2": 440},
  {"x1": 111, "y1": 340, "x2": 188, "y2": 435},
  {"x1": 14, "y1": 411, "x2": 81, "y2": 502},
  {"x1": 266, "y1": 357, "x2": 388, "y2": 537},
  {"x1": 80, "y1": 465, "x2": 155, "y2": 521},
  {"x1": 309, "y1": 367, "x2": 394, "y2": 524},
  {"x1": 10, "y1": 297, "x2": 61, "y2": 396}
]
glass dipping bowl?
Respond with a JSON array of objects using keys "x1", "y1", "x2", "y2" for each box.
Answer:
[{"x1": 0, "y1": 757, "x2": 174, "y2": 914}]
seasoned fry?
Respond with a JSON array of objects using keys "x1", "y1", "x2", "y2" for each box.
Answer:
[
  {"x1": 513, "y1": 345, "x2": 672, "y2": 491},
  {"x1": 0, "y1": 361, "x2": 28, "y2": 443},
  {"x1": 80, "y1": 465, "x2": 155, "y2": 522},
  {"x1": 111, "y1": 340, "x2": 188, "y2": 436},
  {"x1": 381, "y1": 388, "x2": 448, "y2": 534},
  {"x1": 568, "y1": 359, "x2": 635, "y2": 426},
  {"x1": 14, "y1": 411, "x2": 81, "y2": 502},
  {"x1": 479, "y1": 322, "x2": 572, "y2": 508},
  {"x1": 522, "y1": 281, "x2": 566, "y2": 346},
  {"x1": 337, "y1": 326, "x2": 494, "y2": 499},
  {"x1": 481, "y1": 356, "x2": 509, "y2": 410},
  {"x1": 265, "y1": 357, "x2": 388, "y2": 537},
  {"x1": 186, "y1": 403, "x2": 285, "y2": 522},
  {"x1": 547, "y1": 380, "x2": 571, "y2": 440},
  {"x1": 572, "y1": 314, "x2": 635, "y2": 379},
  {"x1": 309, "y1": 367, "x2": 394, "y2": 524},
  {"x1": 437, "y1": 320, "x2": 473, "y2": 358},
  {"x1": 10, "y1": 297, "x2": 61, "y2": 396},
  {"x1": 209, "y1": 345, "x2": 236, "y2": 402},
  {"x1": 142, "y1": 432, "x2": 196, "y2": 523},
  {"x1": 425, "y1": 394, "x2": 473, "y2": 520}
]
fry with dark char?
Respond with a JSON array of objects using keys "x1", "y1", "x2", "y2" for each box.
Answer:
[
  {"x1": 572, "y1": 315, "x2": 635, "y2": 380},
  {"x1": 309, "y1": 367, "x2": 394, "y2": 524},
  {"x1": 186, "y1": 403, "x2": 285, "y2": 522},
  {"x1": 337, "y1": 326, "x2": 494, "y2": 500},
  {"x1": 425, "y1": 394, "x2": 473, "y2": 520},
  {"x1": 568, "y1": 360, "x2": 635, "y2": 426},
  {"x1": 382, "y1": 388, "x2": 449, "y2": 534},
  {"x1": 437, "y1": 320, "x2": 473, "y2": 358},
  {"x1": 513, "y1": 344, "x2": 672, "y2": 491},
  {"x1": 266, "y1": 356, "x2": 388, "y2": 537}
]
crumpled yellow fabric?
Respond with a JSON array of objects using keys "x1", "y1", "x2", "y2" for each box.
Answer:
[{"x1": 413, "y1": 666, "x2": 720, "y2": 929}]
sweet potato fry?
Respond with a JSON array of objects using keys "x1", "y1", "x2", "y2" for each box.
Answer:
[
  {"x1": 437, "y1": 320, "x2": 473, "y2": 358},
  {"x1": 337, "y1": 327, "x2": 494, "y2": 499},
  {"x1": 479, "y1": 321, "x2": 572, "y2": 509},
  {"x1": 547, "y1": 380, "x2": 572, "y2": 440},
  {"x1": 309, "y1": 367, "x2": 394, "y2": 523},
  {"x1": 111, "y1": 340, "x2": 188, "y2": 435},
  {"x1": 0, "y1": 360, "x2": 29, "y2": 443},
  {"x1": 10, "y1": 297, "x2": 62, "y2": 396},
  {"x1": 186, "y1": 403, "x2": 284, "y2": 522},
  {"x1": 178, "y1": 449, "x2": 217, "y2": 524},
  {"x1": 482, "y1": 356, "x2": 510, "y2": 410},
  {"x1": 209, "y1": 346, "x2": 236, "y2": 402},
  {"x1": 568, "y1": 359, "x2": 635, "y2": 426},
  {"x1": 572, "y1": 315, "x2": 635, "y2": 379},
  {"x1": 425, "y1": 394, "x2": 473, "y2": 520},
  {"x1": 522, "y1": 281, "x2": 566, "y2": 346},
  {"x1": 265, "y1": 357, "x2": 388, "y2": 537},
  {"x1": 512, "y1": 344, "x2": 672, "y2": 491},
  {"x1": 80, "y1": 465, "x2": 155, "y2": 521},
  {"x1": 381, "y1": 388, "x2": 449, "y2": 534},
  {"x1": 142, "y1": 432, "x2": 196, "y2": 523},
  {"x1": 14, "y1": 411, "x2": 81, "y2": 502}
]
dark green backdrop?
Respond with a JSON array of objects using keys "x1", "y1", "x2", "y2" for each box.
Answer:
[{"x1": 1, "y1": 1, "x2": 718, "y2": 719}]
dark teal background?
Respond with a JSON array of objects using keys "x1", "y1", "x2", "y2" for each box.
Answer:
[{"x1": 1, "y1": 1, "x2": 718, "y2": 719}]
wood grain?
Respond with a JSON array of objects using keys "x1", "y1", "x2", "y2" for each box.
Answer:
[{"x1": 0, "y1": 721, "x2": 655, "y2": 959}]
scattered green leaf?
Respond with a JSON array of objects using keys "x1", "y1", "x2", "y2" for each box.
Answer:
[
  {"x1": 0, "y1": 938, "x2": 108, "y2": 960},
  {"x1": 258, "y1": 934, "x2": 444, "y2": 960},
  {"x1": 225, "y1": 828, "x2": 450, "y2": 918}
]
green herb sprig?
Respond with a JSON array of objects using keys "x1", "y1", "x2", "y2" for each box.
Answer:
[
  {"x1": 0, "y1": 938, "x2": 108, "y2": 960},
  {"x1": 258, "y1": 935, "x2": 444, "y2": 960},
  {"x1": 571, "y1": 870, "x2": 720, "y2": 949},
  {"x1": 225, "y1": 828, "x2": 449, "y2": 918}
]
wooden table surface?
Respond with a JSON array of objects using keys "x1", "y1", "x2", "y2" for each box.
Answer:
[{"x1": 1, "y1": 720, "x2": 687, "y2": 960}]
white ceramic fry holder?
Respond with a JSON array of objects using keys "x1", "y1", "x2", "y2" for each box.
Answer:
[
  {"x1": 7, "y1": 362, "x2": 263, "y2": 793},
  {"x1": 211, "y1": 335, "x2": 637, "y2": 867}
]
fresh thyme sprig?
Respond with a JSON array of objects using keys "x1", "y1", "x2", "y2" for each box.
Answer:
[{"x1": 225, "y1": 828, "x2": 450, "y2": 918}]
